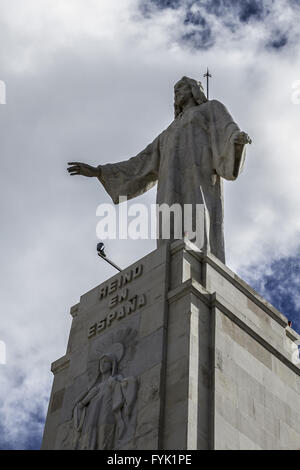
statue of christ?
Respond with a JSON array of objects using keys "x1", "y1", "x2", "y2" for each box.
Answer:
[{"x1": 67, "y1": 76, "x2": 251, "y2": 263}]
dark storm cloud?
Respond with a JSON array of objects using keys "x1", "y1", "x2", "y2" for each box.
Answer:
[
  {"x1": 139, "y1": 0, "x2": 295, "y2": 50},
  {"x1": 141, "y1": 0, "x2": 266, "y2": 20},
  {"x1": 188, "y1": 0, "x2": 266, "y2": 23},
  {"x1": 182, "y1": 10, "x2": 213, "y2": 48},
  {"x1": 268, "y1": 33, "x2": 288, "y2": 49}
]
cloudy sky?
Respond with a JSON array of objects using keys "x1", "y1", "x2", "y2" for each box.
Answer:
[{"x1": 0, "y1": 0, "x2": 300, "y2": 449}]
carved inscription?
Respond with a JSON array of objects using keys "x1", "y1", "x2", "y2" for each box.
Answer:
[
  {"x1": 88, "y1": 264, "x2": 146, "y2": 339},
  {"x1": 99, "y1": 264, "x2": 143, "y2": 300},
  {"x1": 88, "y1": 294, "x2": 146, "y2": 338}
]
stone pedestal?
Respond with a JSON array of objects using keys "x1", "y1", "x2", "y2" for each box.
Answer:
[{"x1": 42, "y1": 240, "x2": 300, "y2": 450}]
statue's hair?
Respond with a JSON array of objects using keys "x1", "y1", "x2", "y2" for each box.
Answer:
[{"x1": 174, "y1": 76, "x2": 207, "y2": 118}]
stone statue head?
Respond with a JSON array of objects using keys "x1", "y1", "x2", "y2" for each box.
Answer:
[
  {"x1": 174, "y1": 76, "x2": 207, "y2": 118},
  {"x1": 99, "y1": 353, "x2": 117, "y2": 377}
]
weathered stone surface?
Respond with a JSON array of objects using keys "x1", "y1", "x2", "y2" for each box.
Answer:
[
  {"x1": 138, "y1": 364, "x2": 162, "y2": 410},
  {"x1": 42, "y1": 240, "x2": 300, "y2": 450}
]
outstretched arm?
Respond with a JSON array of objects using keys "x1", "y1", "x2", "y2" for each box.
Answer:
[{"x1": 68, "y1": 135, "x2": 161, "y2": 204}]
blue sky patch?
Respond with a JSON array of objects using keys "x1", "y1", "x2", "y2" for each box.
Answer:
[{"x1": 243, "y1": 254, "x2": 300, "y2": 334}]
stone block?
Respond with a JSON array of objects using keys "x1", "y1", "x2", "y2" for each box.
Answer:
[
  {"x1": 136, "y1": 400, "x2": 160, "y2": 437},
  {"x1": 139, "y1": 301, "x2": 166, "y2": 338},
  {"x1": 138, "y1": 363, "x2": 162, "y2": 411},
  {"x1": 135, "y1": 431, "x2": 159, "y2": 450},
  {"x1": 42, "y1": 240, "x2": 300, "y2": 451},
  {"x1": 279, "y1": 420, "x2": 300, "y2": 450},
  {"x1": 133, "y1": 327, "x2": 164, "y2": 377},
  {"x1": 214, "y1": 413, "x2": 239, "y2": 450}
]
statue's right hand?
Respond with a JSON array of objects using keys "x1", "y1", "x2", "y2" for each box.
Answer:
[{"x1": 67, "y1": 162, "x2": 100, "y2": 178}]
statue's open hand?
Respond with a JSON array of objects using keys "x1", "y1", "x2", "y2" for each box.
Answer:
[
  {"x1": 67, "y1": 162, "x2": 100, "y2": 177},
  {"x1": 234, "y1": 132, "x2": 252, "y2": 145}
]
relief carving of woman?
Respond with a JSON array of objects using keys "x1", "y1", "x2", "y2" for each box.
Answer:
[{"x1": 72, "y1": 351, "x2": 137, "y2": 450}]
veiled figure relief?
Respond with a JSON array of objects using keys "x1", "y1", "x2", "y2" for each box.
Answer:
[{"x1": 72, "y1": 340, "x2": 137, "y2": 450}]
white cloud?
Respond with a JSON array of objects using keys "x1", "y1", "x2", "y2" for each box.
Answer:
[{"x1": 0, "y1": 0, "x2": 300, "y2": 448}]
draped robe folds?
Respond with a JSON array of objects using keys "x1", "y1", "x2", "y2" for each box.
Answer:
[
  {"x1": 98, "y1": 100, "x2": 246, "y2": 263},
  {"x1": 73, "y1": 375, "x2": 127, "y2": 450},
  {"x1": 72, "y1": 373, "x2": 137, "y2": 450}
]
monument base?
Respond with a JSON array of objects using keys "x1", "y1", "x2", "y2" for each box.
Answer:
[{"x1": 42, "y1": 240, "x2": 300, "y2": 450}]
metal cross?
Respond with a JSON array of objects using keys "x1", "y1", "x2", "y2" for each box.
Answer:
[{"x1": 203, "y1": 68, "x2": 212, "y2": 100}]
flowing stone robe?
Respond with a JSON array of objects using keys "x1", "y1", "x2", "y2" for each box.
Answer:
[
  {"x1": 98, "y1": 100, "x2": 246, "y2": 263},
  {"x1": 72, "y1": 374, "x2": 136, "y2": 450}
]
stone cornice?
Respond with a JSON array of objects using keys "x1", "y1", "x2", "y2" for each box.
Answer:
[
  {"x1": 170, "y1": 239, "x2": 289, "y2": 328},
  {"x1": 51, "y1": 355, "x2": 70, "y2": 375},
  {"x1": 167, "y1": 276, "x2": 300, "y2": 376}
]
